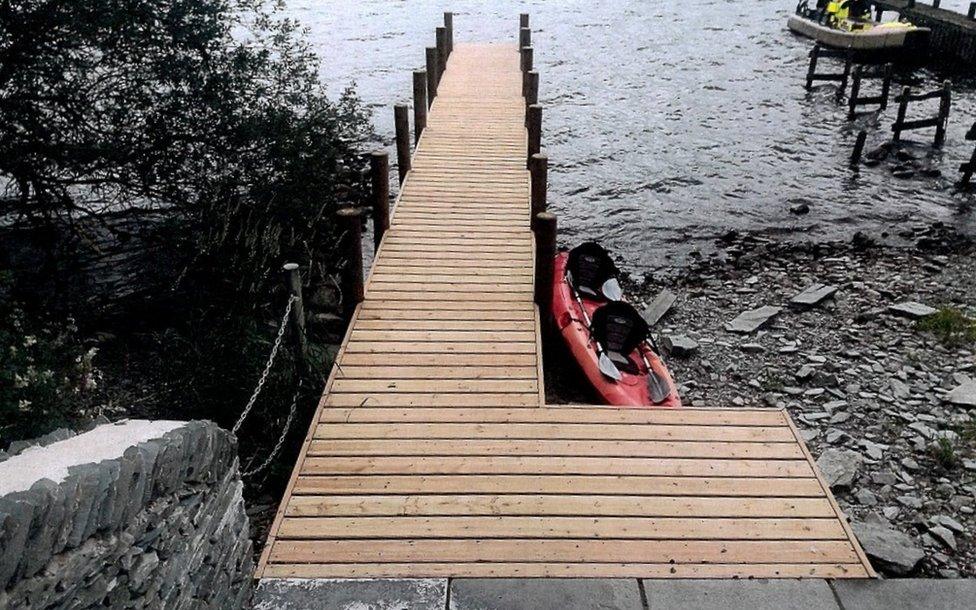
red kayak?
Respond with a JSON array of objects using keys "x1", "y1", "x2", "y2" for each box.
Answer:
[{"x1": 551, "y1": 245, "x2": 681, "y2": 408}]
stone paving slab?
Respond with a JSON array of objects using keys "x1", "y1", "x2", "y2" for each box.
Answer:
[
  {"x1": 252, "y1": 578, "x2": 447, "y2": 610},
  {"x1": 642, "y1": 579, "x2": 839, "y2": 610},
  {"x1": 449, "y1": 578, "x2": 643, "y2": 610},
  {"x1": 831, "y1": 579, "x2": 976, "y2": 610}
]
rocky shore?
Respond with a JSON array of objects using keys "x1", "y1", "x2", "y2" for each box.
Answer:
[{"x1": 608, "y1": 224, "x2": 975, "y2": 578}]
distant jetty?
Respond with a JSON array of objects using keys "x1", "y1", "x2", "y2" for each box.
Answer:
[{"x1": 872, "y1": 0, "x2": 976, "y2": 69}]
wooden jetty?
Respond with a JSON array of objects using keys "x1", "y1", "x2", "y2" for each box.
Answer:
[
  {"x1": 872, "y1": 0, "x2": 976, "y2": 69},
  {"x1": 256, "y1": 18, "x2": 875, "y2": 581}
]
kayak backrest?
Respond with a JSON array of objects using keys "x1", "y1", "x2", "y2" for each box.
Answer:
[
  {"x1": 590, "y1": 301, "x2": 648, "y2": 373},
  {"x1": 566, "y1": 242, "x2": 619, "y2": 300}
]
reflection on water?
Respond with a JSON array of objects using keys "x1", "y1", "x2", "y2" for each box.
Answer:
[{"x1": 286, "y1": 0, "x2": 976, "y2": 270}]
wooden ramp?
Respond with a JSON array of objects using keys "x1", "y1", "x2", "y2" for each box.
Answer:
[{"x1": 256, "y1": 42, "x2": 874, "y2": 580}]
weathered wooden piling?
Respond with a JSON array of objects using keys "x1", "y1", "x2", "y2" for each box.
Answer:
[
  {"x1": 412, "y1": 71, "x2": 427, "y2": 144},
  {"x1": 444, "y1": 12, "x2": 453, "y2": 55},
  {"x1": 527, "y1": 104, "x2": 542, "y2": 162},
  {"x1": 847, "y1": 64, "x2": 893, "y2": 119},
  {"x1": 850, "y1": 130, "x2": 868, "y2": 168},
  {"x1": 534, "y1": 211, "x2": 557, "y2": 316},
  {"x1": 281, "y1": 263, "x2": 307, "y2": 367},
  {"x1": 805, "y1": 44, "x2": 851, "y2": 98},
  {"x1": 436, "y1": 27, "x2": 448, "y2": 75},
  {"x1": 525, "y1": 70, "x2": 539, "y2": 109},
  {"x1": 370, "y1": 151, "x2": 390, "y2": 250},
  {"x1": 969, "y1": 2, "x2": 976, "y2": 19},
  {"x1": 394, "y1": 105, "x2": 411, "y2": 184},
  {"x1": 520, "y1": 13, "x2": 529, "y2": 28},
  {"x1": 891, "y1": 81, "x2": 952, "y2": 147},
  {"x1": 425, "y1": 47, "x2": 439, "y2": 104},
  {"x1": 519, "y1": 27, "x2": 531, "y2": 49},
  {"x1": 336, "y1": 207, "x2": 364, "y2": 322},
  {"x1": 520, "y1": 45, "x2": 533, "y2": 73},
  {"x1": 530, "y1": 153, "x2": 548, "y2": 220}
]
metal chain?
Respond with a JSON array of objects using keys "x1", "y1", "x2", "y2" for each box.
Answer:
[
  {"x1": 241, "y1": 379, "x2": 303, "y2": 479},
  {"x1": 232, "y1": 294, "x2": 297, "y2": 435}
]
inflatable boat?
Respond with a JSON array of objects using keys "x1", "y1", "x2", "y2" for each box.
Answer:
[
  {"x1": 551, "y1": 243, "x2": 681, "y2": 408},
  {"x1": 789, "y1": 3, "x2": 930, "y2": 56}
]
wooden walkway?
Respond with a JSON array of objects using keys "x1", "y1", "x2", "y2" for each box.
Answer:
[{"x1": 256, "y1": 41, "x2": 875, "y2": 580}]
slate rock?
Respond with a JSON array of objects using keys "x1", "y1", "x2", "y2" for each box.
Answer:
[
  {"x1": 888, "y1": 301, "x2": 937, "y2": 319},
  {"x1": 815, "y1": 449, "x2": 862, "y2": 490},
  {"x1": 945, "y1": 380, "x2": 976, "y2": 408},
  {"x1": 852, "y1": 520, "x2": 924, "y2": 576},
  {"x1": 662, "y1": 335, "x2": 699, "y2": 357},
  {"x1": 642, "y1": 289, "x2": 676, "y2": 327},
  {"x1": 928, "y1": 525, "x2": 957, "y2": 552},
  {"x1": 726, "y1": 306, "x2": 782, "y2": 333},
  {"x1": 790, "y1": 283, "x2": 838, "y2": 308}
]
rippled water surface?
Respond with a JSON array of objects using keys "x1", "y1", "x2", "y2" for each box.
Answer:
[{"x1": 286, "y1": 0, "x2": 976, "y2": 270}]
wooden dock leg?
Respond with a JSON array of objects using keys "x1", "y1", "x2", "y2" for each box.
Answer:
[
  {"x1": 519, "y1": 27, "x2": 531, "y2": 49},
  {"x1": 413, "y1": 71, "x2": 427, "y2": 144},
  {"x1": 526, "y1": 70, "x2": 540, "y2": 109},
  {"x1": 370, "y1": 150, "x2": 390, "y2": 250},
  {"x1": 336, "y1": 208, "x2": 364, "y2": 322},
  {"x1": 520, "y1": 45, "x2": 533, "y2": 74},
  {"x1": 436, "y1": 27, "x2": 448, "y2": 75},
  {"x1": 527, "y1": 104, "x2": 543, "y2": 163},
  {"x1": 520, "y1": 13, "x2": 529, "y2": 28},
  {"x1": 394, "y1": 105, "x2": 411, "y2": 185},
  {"x1": 847, "y1": 65, "x2": 861, "y2": 120},
  {"x1": 969, "y1": 2, "x2": 976, "y2": 19},
  {"x1": 534, "y1": 211, "x2": 557, "y2": 318},
  {"x1": 836, "y1": 54, "x2": 851, "y2": 102},
  {"x1": 444, "y1": 12, "x2": 453, "y2": 56},
  {"x1": 879, "y1": 64, "x2": 893, "y2": 112},
  {"x1": 282, "y1": 262, "x2": 307, "y2": 368},
  {"x1": 806, "y1": 44, "x2": 820, "y2": 91},
  {"x1": 850, "y1": 130, "x2": 868, "y2": 168},
  {"x1": 935, "y1": 80, "x2": 951, "y2": 148},
  {"x1": 530, "y1": 152, "x2": 548, "y2": 219},
  {"x1": 426, "y1": 47, "x2": 439, "y2": 105},
  {"x1": 893, "y1": 87, "x2": 910, "y2": 142}
]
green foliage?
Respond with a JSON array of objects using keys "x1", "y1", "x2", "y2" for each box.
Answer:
[
  {"x1": 0, "y1": 277, "x2": 101, "y2": 443},
  {"x1": 916, "y1": 307, "x2": 976, "y2": 347},
  {"x1": 930, "y1": 436, "x2": 958, "y2": 470}
]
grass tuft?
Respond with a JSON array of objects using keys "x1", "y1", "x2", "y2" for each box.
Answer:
[{"x1": 916, "y1": 307, "x2": 976, "y2": 347}]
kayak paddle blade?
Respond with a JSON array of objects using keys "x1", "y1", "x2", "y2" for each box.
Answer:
[
  {"x1": 598, "y1": 351, "x2": 623, "y2": 381},
  {"x1": 601, "y1": 278, "x2": 623, "y2": 301},
  {"x1": 646, "y1": 370, "x2": 671, "y2": 404}
]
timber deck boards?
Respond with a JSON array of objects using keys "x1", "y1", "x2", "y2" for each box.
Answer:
[{"x1": 256, "y1": 42, "x2": 875, "y2": 580}]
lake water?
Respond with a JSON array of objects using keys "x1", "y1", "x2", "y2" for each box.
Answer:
[{"x1": 285, "y1": 0, "x2": 976, "y2": 271}]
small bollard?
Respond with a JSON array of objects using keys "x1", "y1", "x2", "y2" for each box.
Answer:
[
  {"x1": 850, "y1": 130, "x2": 867, "y2": 168},
  {"x1": 519, "y1": 27, "x2": 531, "y2": 49},
  {"x1": 282, "y1": 263, "x2": 307, "y2": 369},
  {"x1": 336, "y1": 208, "x2": 364, "y2": 322},
  {"x1": 412, "y1": 71, "x2": 427, "y2": 144},
  {"x1": 534, "y1": 212, "x2": 557, "y2": 317},
  {"x1": 436, "y1": 27, "x2": 448, "y2": 74},
  {"x1": 529, "y1": 152, "x2": 548, "y2": 220},
  {"x1": 527, "y1": 104, "x2": 543, "y2": 162},
  {"x1": 444, "y1": 12, "x2": 454, "y2": 55},
  {"x1": 370, "y1": 151, "x2": 390, "y2": 250},
  {"x1": 426, "y1": 47, "x2": 439, "y2": 104},
  {"x1": 394, "y1": 105, "x2": 411, "y2": 184}
]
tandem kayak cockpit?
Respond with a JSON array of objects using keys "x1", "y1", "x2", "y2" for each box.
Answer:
[
  {"x1": 551, "y1": 242, "x2": 681, "y2": 408},
  {"x1": 789, "y1": 0, "x2": 930, "y2": 58}
]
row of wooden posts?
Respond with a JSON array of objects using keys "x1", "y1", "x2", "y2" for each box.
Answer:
[
  {"x1": 318, "y1": 13, "x2": 558, "y2": 323},
  {"x1": 877, "y1": 0, "x2": 976, "y2": 19}
]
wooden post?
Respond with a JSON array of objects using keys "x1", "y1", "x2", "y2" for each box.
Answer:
[
  {"x1": 879, "y1": 64, "x2": 893, "y2": 112},
  {"x1": 935, "y1": 80, "x2": 951, "y2": 148},
  {"x1": 534, "y1": 212, "x2": 556, "y2": 317},
  {"x1": 906, "y1": 0, "x2": 915, "y2": 8},
  {"x1": 836, "y1": 54, "x2": 851, "y2": 102},
  {"x1": 412, "y1": 71, "x2": 427, "y2": 144},
  {"x1": 805, "y1": 44, "x2": 820, "y2": 91},
  {"x1": 436, "y1": 27, "x2": 448, "y2": 75},
  {"x1": 520, "y1": 13, "x2": 529, "y2": 28},
  {"x1": 893, "y1": 86, "x2": 910, "y2": 142},
  {"x1": 847, "y1": 65, "x2": 862, "y2": 120},
  {"x1": 282, "y1": 263, "x2": 307, "y2": 368},
  {"x1": 959, "y1": 147, "x2": 976, "y2": 186},
  {"x1": 875, "y1": 7, "x2": 884, "y2": 22},
  {"x1": 529, "y1": 153, "x2": 548, "y2": 219},
  {"x1": 850, "y1": 130, "x2": 867, "y2": 168},
  {"x1": 394, "y1": 105, "x2": 411, "y2": 184},
  {"x1": 525, "y1": 70, "x2": 539, "y2": 111},
  {"x1": 932, "y1": 0, "x2": 940, "y2": 8},
  {"x1": 519, "y1": 27, "x2": 531, "y2": 49},
  {"x1": 969, "y1": 2, "x2": 976, "y2": 19},
  {"x1": 370, "y1": 150, "x2": 390, "y2": 251},
  {"x1": 520, "y1": 46, "x2": 533, "y2": 73},
  {"x1": 527, "y1": 104, "x2": 542, "y2": 162},
  {"x1": 336, "y1": 208, "x2": 364, "y2": 322},
  {"x1": 444, "y1": 12, "x2": 453, "y2": 56},
  {"x1": 425, "y1": 47, "x2": 439, "y2": 104}
]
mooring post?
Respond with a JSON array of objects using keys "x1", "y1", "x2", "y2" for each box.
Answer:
[
  {"x1": 534, "y1": 211, "x2": 557, "y2": 318},
  {"x1": 805, "y1": 44, "x2": 820, "y2": 91},
  {"x1": 394, "y1": 105, "x2": 411, "y2": 184},
  {"x1": 530, "y1": 153, "x2": 548, "y2": 220},
  {"x1": 370, "y1": 150, "x2": 390, "y2": 250},
  {"x1": 893, "y1": 86, "x2": 910, "y2": 142},
  {"x1": 520, "y1": 45, "x2": 533, "y2": 73},
  {"x1": 847, "y1": 65, "x2": 862, "y2": 120},
  {"x1": 282, "y1": 263, "x2": 307, "y2": 369},
  {"x1": 520, "y1": 13, "x2": 530, "y2": 29},
  {"x1": 412, "y1": 71, "x2": 427, "y2": 144},
  {"x1": 526, "y1": 71, "x2": 540, "y2": 110},
  {"x1": 519, "y1": 27, "x2": 531, "y2": 49},
  {"x1": 960, "y1": 147, "x2": 976, "y2": 187},
  {"x1": 969, "y1": 2, "x2": 976, "y2": 19},
  {"x1": 527, "y1": 104, "x2": 543, "y2": 163},
  {"x1": 836, "y1": 54, "x2": 852, "y2": 102},
  {"x1": 935, "y1": 80, "x2": 951, "y2": 148},
  {"x1": 932, "y1": 0, "x2": 941, "y2": 8},
  {"x1": 336, "y1": 208, "x2": 364, "y2": 322},
  {"x1": 879, "y1": 64, "x2": 893, "y2": 112},
  {"x1": 850, "y1": 130, "x2": 868, "y2": 168},
  {"x1": 426, "y1": 47, "x2": 439, "y2": 104},
  {"x1": 444, "y1": 12, "x2": 454, "y2": 56},
  {"x1": 436, "y1": 27, "x2": 448, "y2": 75}
]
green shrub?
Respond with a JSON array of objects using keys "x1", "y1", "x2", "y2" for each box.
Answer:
[{"x1": 917, "y1": 307, "x2": 976, "y2": 347}]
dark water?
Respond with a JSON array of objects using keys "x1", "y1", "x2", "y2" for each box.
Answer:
[{"x1": 287, "y1": 0, "x2": 976, "y2": 271}]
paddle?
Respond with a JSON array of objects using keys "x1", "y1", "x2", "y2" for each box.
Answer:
[
  {"x1": 568, "y1": 278, "x2": 622, "y2": 381},
  {"x1": 639, "y1": 347, "x2": 672, "y2": 404}
]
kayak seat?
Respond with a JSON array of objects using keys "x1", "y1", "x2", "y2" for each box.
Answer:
[
  {"x1": 566, "y1": 242, "x2": 620, "y2": 301},
  {"x1": 590, "y1": 301, "x2": 649, "y2": 375}
]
